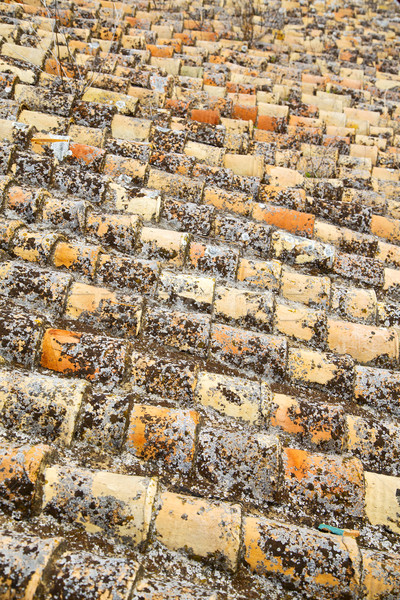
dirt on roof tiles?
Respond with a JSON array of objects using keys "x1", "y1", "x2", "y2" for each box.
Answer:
[{"x1": 0, "y1": 0, "x2": 400, "y2": 597}]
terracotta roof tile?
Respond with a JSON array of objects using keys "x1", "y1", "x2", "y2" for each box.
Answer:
[{"x1": 1, "y1": 0, "x2": 400, "y2": 594}]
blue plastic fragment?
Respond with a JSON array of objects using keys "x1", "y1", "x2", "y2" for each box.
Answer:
[{"x1": 318, "y1": 524, "x2": 344, "y2": 536}]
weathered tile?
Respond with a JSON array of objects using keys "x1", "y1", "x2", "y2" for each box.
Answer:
[
  {"x1": 243, "y1": 516, "x2": 359, "y2": 598},
  {"x1": 126, "y1": 404, "x2": 199, "y2": 474},
  {"x1": 41, "y1": 329, "x2": 129, "y2": 387},
  {"x1": 197, "y1": 427, "x2": 280, "y2": 506},
  {"x1": 281, "y1": 268, "x2": 331, "y2": 307},
  {"x1": 42, "y1": 465, "x2": 157, "y2": 543},
  {"x1": 361, "y1": 549, "x2": 400, "y2": 600},
  {"x1": 327, "y1": 319, "x2": 398, "y2": 365},
  {"x1": 145, "y1": 306, "x2": 210, "y2": 357},
  {"x1": 0, "y1": 304, "x2": 44, "y2": 367},
  {"x1": 0, "y1": 262, "x2": 71, "y2": 313},
  {"x1": 0, "y1": 369, "x2": 88, "y2": 445},
  {"x1": 282, "y1": 447, "x2": 365, "y2": 522},
  {"x1": 196, "y1": 371, "x2": 262, "y2": 426},
  {"x1": 158, "y1": 271, "x2": 215, "y2": 311},
  {"x1": 96, "y1": 254, "x2": 159, "y2": 294},
  {"x1": 364, "y1": 471, "x2": 400, "y2": 535},
  {"x1": 354, "y1": 365, "x2": 400, "y2": 417},
  {"x1": 47, "y1": 552, "x2": 139, "y2": 600},
  {"x1": 0, "y1": 442, "x2": 51, "y2": 515},
  {"x1": 0, "y1": 533, "x2": 62, "y2": 600},
  {"x1": 264, "y1": 392, "x2": 345, "y2": 451},
  {"x1": 154, "y1": 492, "x2": 241, "y2": 571},
  {"x1": 345, "y1": 415, "x2": 400, "y2": 477},
  {"x1": 214, "y1": 285, "x2": 274, "y2": 332},
  {"x1": 210, "y1": 323, "x2": 287, "y2": 379},
  {"x1": 131, "y1": 351, "x2": 198, "y2": 403},
  {"x1": 288, "y1": 347, "x2": 354, "y2": 397}
]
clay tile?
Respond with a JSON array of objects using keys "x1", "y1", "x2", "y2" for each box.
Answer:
[
  {"x1": 0, "y1": 302, "x2": 44, "y2": 367},
  {"x1": 282, "y1": 447, "x2": 365, "y2": 522},
  {"x1": 327, "y1": 319, "x2": 399, "y2": 365},
  {"x1": 126, "y1": 404, "x2": 199, "y2": 474},
  {"x1": 40, "y1": 328, "x2": 129, "y2": 386},
  {"x1": 52, "y1": 240, "x2": 102, "y2": 279},
  {"x1": 0, "y1": 369, "x2": 88, "y2": 445},
  {"x1": 131, "y1": 351, "x2": 198, "y2": 403},
  {"x1": 85, "y1": 212, "x2": 140, "y2": 253},
  {"x1": 0, "y1": 217, "x2": 24, "y2": 250},
  {"x1": 145, "y1": 305, "x2": 211, "y2": 357},
  {"x1": 42, "y1": 465, "x2": 157, "y2": 543},
  {"x1": 65, "y1": 281, "x2": 142, "y2": 336},
  {"x1": 47, "y1": 552, "x2": 139, "y2": 600},
  {"x1": 265, "y1": 393, "x2": 346, "y2": 451},
  {"x1": 243, "y1": 516, "x2": 359, "y2": 597},
  {"x1": 232, "y1": 104, "x2": 258, "y2": 124},
  {"x1": 137, "y1": 227, "x2": 189, "y2": 265},
  {"x1": 188, "y1": 242, "x2": 239, "y2": 279},
  {"x1": 252, "y1": 204, "x2": 315, "y2": 237},
  {"x1": 197, "y1": 426, "x2": 280, "y2": 506},
  {"x1": 0, "y1": 532, "x2": 63, "y2": 599},
  {"x1": 154, "y1": 491, "x2": 241, "y2": 571},
  {"x1": 361, "y1": 549, "x2": 400, "y2": 599},
  {"x1": 0, "y1": 262, "x2": 71, "y2": 313},
  {"x1": 96, "y1": 253, "x2": 159, "y2": 294},
  {"x1": 354, "y1": 365, "x2": 400, "y2": 417},
  {"x1": 210, "y1": 323, "x2": 287, "y2": 379},
  {"x1": 68, "y1": 142, "x2": 106, "y2": 171},
  {"x1": 190, "y1": 109, "x2": 220, "y2": 126},
  {"x1": 0, "y1": 443, "x2": 52, "y2": 515}
]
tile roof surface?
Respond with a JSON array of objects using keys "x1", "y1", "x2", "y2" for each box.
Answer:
[{"x1": 0, "y1": 0, "x2": 399, "y2": 597}]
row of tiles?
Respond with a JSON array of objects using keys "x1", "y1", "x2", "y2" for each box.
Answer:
[
  {"x1": 0, "y1": 532, "x2": 217, "y2": 600},
  {"x1": 2, "y1": 65, "x2": 398, "y2": 163},
  {"x1": 0, "y1": 285, "x2": 399, "y2": 429},
  {"x1": 2, "y1": 176, "x2": 400, "y2": 323},
  {"x1": 3, "y1": 117, "x2": 400, "y2": 291},
  {"x1": 3, "y1": 63, "x2": 400, "y2": 154},
  {"x1": 2, "y1": 2, "x2": 399, "y2": 101},
  {"x1": 2, "y1": 251, "x2": 398, "y2": 414},
  {"x1": 1, "y1": 362, "x2": 400, "y2": 517},
  {"x1": 1, "y1": 255, "x2": 400, "y2": 390},
  {"x1": 1, "y1": 207, "x2": 400, "y2": 374},
  {"x1": 3, "y1": 95, "x2": 400, "y2": 209},
  {"x1": 1, "y1": 439, "x2": 399, "y2": 599}
]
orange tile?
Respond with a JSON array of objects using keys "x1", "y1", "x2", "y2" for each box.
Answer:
[
  {"x1": 267, "y1": 394, "x2": 345, "y2": 449},
  {"x1": 243, "y1": 516, "x2": 359, "y2": 597},
  {"x1": 289, "y1": 115, "x2": 320, "y2": 128},
  {"x1": 6, "y1": 186, "x2": 37, "y2": 220},
  {"x1": 209, "y1": 55, "x2": 226, "y2": 64},
  {"x1": 44, "y1": 59, "x2": 75, "y2": 79},
  {"x1": 69, "y1": 143, "x2": 105, "y2": 170},
  {"x1": 232, "y1": 104, "x2": 258, "y2": 124},
  {"x1": 52, "y1": 241, "x2": 101, "y2": 278},
  {"x1": 282, "y1": 447, "x2": 365, "y2": 520},
  {"x1": 252, "y1": 204, "x2": 315, "y2": 237},
  {"x1": 146, "y1": 44, "x2": 174, "y2": 58},
  {"x1": 257, "y1": 115, "x2": 285, "y2": 132},
  {"x1": 126, "y1": 404, "x2": 199, "y2": 473},
  {"x1": 191, "y1": 30, "x2": 217, "y2": 42},
  {"x1": 190, "y1": 109, "x2": 220, "y2": 125},
  {"x1": 0, "y1": 443, "x2": 51, "y2": 514},
  {"x1": 40, "y1": 328, "x2": 128, "y2": 385},
  {"x1": 173, "y1": 32, "x2": 193, "y2": 45}
]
